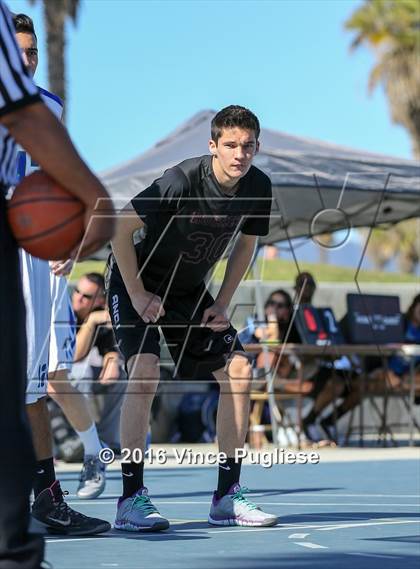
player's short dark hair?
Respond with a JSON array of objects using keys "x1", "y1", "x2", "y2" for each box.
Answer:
[
  {"x1": 211, "y1": 105, "x2": 260, "y2": 143},
  {"x1": 12, "y1": 13, "x2": 37, "y2": 38},
  {"x1": 84, "y1": 272, "x2": 105, "y2": 295}
]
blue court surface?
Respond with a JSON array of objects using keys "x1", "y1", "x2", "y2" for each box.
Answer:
[{"x1": 44, "y1": 454, "x2": 420, "y2": 569}]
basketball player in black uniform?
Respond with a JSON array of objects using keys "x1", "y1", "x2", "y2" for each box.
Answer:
[{"x1": 108, "y1": 106, "x2": 278, "y2": 530}]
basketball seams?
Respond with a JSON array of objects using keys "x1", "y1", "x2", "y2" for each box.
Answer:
[
  {"x1": 8, "y1": 170, "x2": 86, "y2": 259},
  {"x1": 8, "y1": 196, "x2": 79, "y2": 208},
  {"x1": 16, "y1": 208, "x2": 85, "y2": 242}
]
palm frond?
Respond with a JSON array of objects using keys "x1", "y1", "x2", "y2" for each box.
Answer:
[
  {"x1": 66, "y1": 0, "x2": 80, "y2": 23},
  {"x1": 345, "y1": 0, "x2": 420, "y2": 157}
]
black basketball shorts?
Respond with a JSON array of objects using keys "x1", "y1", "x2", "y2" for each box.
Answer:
[{"x1": 107, "y1": 271, "x2": 246, "y2": 380}]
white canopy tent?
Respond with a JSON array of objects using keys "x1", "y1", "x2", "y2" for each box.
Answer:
[
  {"x1": 102, "y1": 109, "x2": 420, "y2": 244},
  {"x1": 101, "y1": 110, "x2": 420, "y2": 445}
]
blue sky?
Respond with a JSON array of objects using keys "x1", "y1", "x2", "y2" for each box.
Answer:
[{"x1": 9, "y1": 0, "x2": 413, "y2": 175}]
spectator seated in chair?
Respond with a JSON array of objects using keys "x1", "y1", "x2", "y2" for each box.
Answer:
[
  {"x1": 369, "y1": 293, "x2": 420, "y2": 401},
  {"x1": 243, "y1": 289, "x2": 310, "y2": 394},
  {"x1": 240, "y1": 288, "x2": 338, "y2": 446},
  {"x1": 70, "y1": 273, "x2": 126, "y2": 454},
  {"x1": 293, "y1": 273, "x2": 361, "y2": 444}
]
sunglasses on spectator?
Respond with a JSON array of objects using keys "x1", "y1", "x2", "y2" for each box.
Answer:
[
  {"x1": 74, "y1": 287, "x2": 94, "y2": 300},
  {"x1": 267, "y1": 300, "x2": 290, "y2": 309}
]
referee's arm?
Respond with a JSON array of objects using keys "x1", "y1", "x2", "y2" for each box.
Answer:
[
  {"x1": 1, "y1": 103, "x2": 116, "y2": 258},
  {"x1": 0, "y1": 1, "x2": 115, "y2": 257},
  {"x1": 3, "y1": 103, "x2": 109, "y2": 207}
]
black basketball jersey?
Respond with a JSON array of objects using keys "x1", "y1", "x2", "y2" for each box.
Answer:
[{"x1": 121, "y1": 155, "x2": 272, "y2": 295}]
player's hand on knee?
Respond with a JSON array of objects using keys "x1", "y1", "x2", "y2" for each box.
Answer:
[
  {"x1": 131, "y1": 290, "x2": 165, "y2": 323},
  {"x1": 201, "y1": 303, "x2": 229, "y2": 332}
]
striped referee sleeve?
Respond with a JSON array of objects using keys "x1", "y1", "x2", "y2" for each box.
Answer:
[{"x1": 0, "y1": 0, "x2": 40, "y2": 118}]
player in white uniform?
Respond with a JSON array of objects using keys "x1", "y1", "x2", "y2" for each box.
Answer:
[
  {"x1": 18, "y1": 86, "x2": 75, "y2": 403},
  {"x1": 48, "y1": 263, "x2": 77, "y2": 377},
  {"x1": 14, "y1": 13, "x2": 107, "y2": 507},
  {"x1": 20, "y1": 249, "x2": 51, "y2": 404}
]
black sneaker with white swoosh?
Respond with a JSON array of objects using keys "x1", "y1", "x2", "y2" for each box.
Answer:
[{"x1": 32, "y1": 480, "x2": 111, "y2": 535}]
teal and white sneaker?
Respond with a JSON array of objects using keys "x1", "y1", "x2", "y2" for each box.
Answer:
[
  {"x1": 208, "y1": 484, "x2": 278, "y2": 527},
  {"x1": 77, "y1": 455, "x2": 106, "y2": 500},
  {"x1": 114, "y1": 487, "x2": 169, "y2": 532}
]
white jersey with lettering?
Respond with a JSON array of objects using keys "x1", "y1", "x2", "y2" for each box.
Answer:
[
  {"x1": 19, "y1": 88, "x2": 75, "y2": 403},
  {"x1": 49, "y1": 271, "x2": 76, "y2": 373},
  {"x1": 21, "y1": 251, "x2": 51, "y2": 403}
]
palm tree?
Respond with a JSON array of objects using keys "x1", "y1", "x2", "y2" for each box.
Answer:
[
  {"x1": 30, "y1": 0, "x2": 80, "y2": 121},
  {"x1": 392, "y1": 218, "x2": 420, "y2": 273},
  {"x1": 361, "y1": 227, "x2": 397, "y2": 271},
  {"x1": 315, "y1": 233, "x2": 334, "y2": 265},
  {"x1": 345, "y1": 0, "x2": 420, "y2": 158},
  {"x1": 362, "y1": 218, "x2": 420, "y2": 273}
]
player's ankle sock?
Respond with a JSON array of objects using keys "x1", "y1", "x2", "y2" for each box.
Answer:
[
  {"x1": 121, "y1": 461, "x2": 144, "y2": 499},
  {"x1": 324, "y1": 404, "x2": 346, "y2": 423},
  {"x1": 303, "y1": 409, "x2": 317, "y2": 425},
  {"x1": 76, "y1": 423, "x2": 102, "y2": 457},
  {"x1": 217, "y1": 457, "x2": 242, "y2": 498},
  {"x1": 322, "y1": 413, "x2": 334, "y2": 425},
  {"x1": 33, "y1": 457, "x2": 56, "y2": 498},
  {"x1": 336, "y1": 404, "x2": 348, "y2": 419}
]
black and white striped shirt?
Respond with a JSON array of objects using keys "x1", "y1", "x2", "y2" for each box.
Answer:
[{"x1": 0, "y1": 0, "x2": 41, "y2": 190}]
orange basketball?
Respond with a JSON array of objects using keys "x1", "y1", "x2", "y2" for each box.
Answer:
[{"x1": 7, "y1": 170, "x2": 85, "y2": 260}]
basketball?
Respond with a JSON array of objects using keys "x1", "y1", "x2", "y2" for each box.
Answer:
[{"x1": 7, "y1": 170, "x2": 85, "y2": 260}]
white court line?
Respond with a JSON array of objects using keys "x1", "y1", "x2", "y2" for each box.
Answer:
[
  {"x1": 46, "y1": 537, "x2": 104, "y2": 543},
  {"x1": 44, "y1": 523, "x2": 342, "y2": 543},
  {"x1": 245, "y1": 502, "x2": 419, "y2": 507},
  {"x1": 209, "y1": 519, "x2": 420, "y2": 535},
  {"x1": 45, "y1": 520, "x2": 419, "y2": 540},
  {"x1": 67, "y1": 493, "x2": 420, "y2": 499},
  {"x1": 185, "y1": 524, "x2": 336, "y2": 533},
  {"x1": 347, "y1": 553, "x2": 403, "y2": 560},
  {"x1": 66, "y1": 500, "x2": 420, "y2": 507},
  {"x1": 289, "y1": 533, "x2": 309, "y2": 539},
  {"x1": 45, "y1": 519, "x2": 420, "y2": 542},
  {"x1": 248, "y1": 493, "x2": 420, "y2": 498},
  {"x1": 317, "y1": 520, "x2": 420, "y2": 531},
  {"x1": 255, "y1": 503, "x2": 420, "y2": 507},
  {"x1": 294, "y1": 542, "x2": 328, "y2": 549}
]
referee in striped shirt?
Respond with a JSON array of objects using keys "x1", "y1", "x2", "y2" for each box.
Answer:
[{"x1": 0, "y1": 2, "x2": 115, "y2": 567}]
